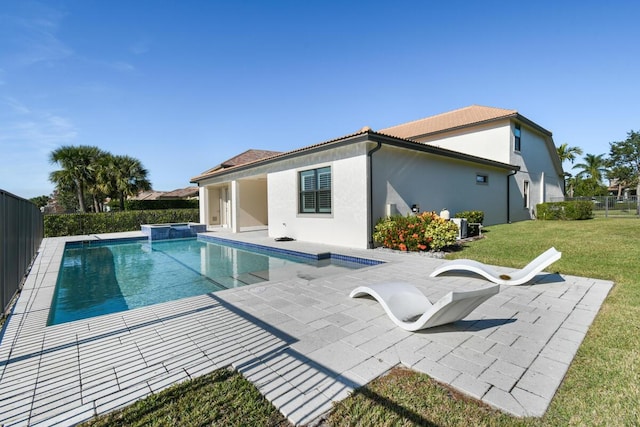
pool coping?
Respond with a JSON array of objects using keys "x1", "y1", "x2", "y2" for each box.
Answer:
[
  {"x1": 0, "y1": 230, "x2": 614, "y2": 426},
  {"x1": 197, "y1": 233, "x2": 385, "y2": 266}
]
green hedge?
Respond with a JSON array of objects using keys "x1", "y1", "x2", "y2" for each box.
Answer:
[
  {"x1": 124, "y1": 199, "x2": 199, "y2": 210},
  {"x1": 44, "y1": 209, "x2": 200, "y2": 237},
  {"x1": 454, "y1": 210, "x2": 484, "y2": 236},
  {"x1": 537, "y1": 201, "x2": 593, "y2": 220}
]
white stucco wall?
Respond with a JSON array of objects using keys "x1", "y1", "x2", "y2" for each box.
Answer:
[
  {"x1": 238, "y1": 179, "x2": 268, "y2": 229},
  {"x1": 371, "y1": 145, "x2": 510, "y2": 226},
  {"x1": 509, "y1": 125, "x2": 565, "y2": 221},
  {"x1": 415, "y1": 121, "x2": 513, "y2": 164},
  {"x1": 267, "y1": 144, "x2": 370, "y2": 249},
  {"x1": 412, "y1": 119, "x2": 564, "y2": 222}
]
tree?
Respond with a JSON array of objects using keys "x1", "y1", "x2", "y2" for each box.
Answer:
[
  {"x1": 49, "y1": 145, "x2": 106, "y2": 212},
  {"x1": 29, "y1": 195, "x2": 50, "y2": 209},
  {"x1": 49, "y1": 145, "x2": 152, "y2": 213},
  {"x1": 572, "y1": 176, "x2": 608, "y2": 198},
  {"x1": 107, "y1": 155, "x2": 152, "y2": 211},
  {"x1": 51, "y1": 188, "x2": 84, "y2": 213},
  {"x1": 556, "y1": 143, "x2": 583, "y2": 164},
  {"x1": 572, "y1": 153, "x2": 607, "y2": 184},
  {"x1": 608, "y1": 130, "x2": 640, "y2": 211}
]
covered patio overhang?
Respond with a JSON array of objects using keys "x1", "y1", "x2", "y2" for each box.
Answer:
[{"x1": 196, "y1": 174, "x2": 268, "y2": 233}]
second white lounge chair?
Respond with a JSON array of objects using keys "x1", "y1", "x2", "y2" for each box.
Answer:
[
  {"x1": 429, "y1": 247, "x2": 562, "y2": 286},
  {"x1": 349, "y1": 282, "x2": 499, "y2": 331}
]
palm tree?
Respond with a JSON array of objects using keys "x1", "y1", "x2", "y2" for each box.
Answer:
[
  {"x1": 572, "y1": 153, "x2": 607, "y2": 184},
  {"x1": 556, "y1": 143, "x2": 583, "y2": 164},
  {"x1": 49, "y1": 145, "x2": 106, "y2": 212},
  {"x1": 109, "y1": 155, "x2": 152, "y2": 210},
  {"x1": 86, "y1": 151, "x2": 113, "y2": 212}
]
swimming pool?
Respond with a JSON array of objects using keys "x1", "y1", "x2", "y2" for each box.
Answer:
[{"x1": 48, "y1": 237, "x2": 379, "y2": 325}]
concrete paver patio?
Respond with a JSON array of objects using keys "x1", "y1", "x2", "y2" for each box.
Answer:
[{"x1": 0, "y1": 231, "x2": 613, "y2": 426}]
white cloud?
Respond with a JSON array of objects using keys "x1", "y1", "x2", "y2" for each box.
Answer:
[
  {"x1": 5, "y1": 97, "x2": 32, "y2": 114},
  {"x1": 0, "y1": 97, "x2": 78, "y2": 197},
  {"x1": 0, "y1": 98, "x2": 76, "y2": 146},
  {"x1": 0, "y1": 2, "x2": 73, "y2": 68}
]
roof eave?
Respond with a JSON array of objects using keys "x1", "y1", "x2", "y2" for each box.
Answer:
[
  {"x1": 515, "y1": 113, "x2": 553, "y2": 137},
  {"x1": 191, "y1": 132, "x2": 372, "y2": 183},
  {"x1": 191, "y1": 130, "x2": 520, "y2": 184}
]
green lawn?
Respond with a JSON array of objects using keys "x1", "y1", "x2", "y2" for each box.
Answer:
[
  {"x1": 81, "y1": 218, "x2": 640, "y2": 426},
  {"x1": 81, "y1": 368, "x2": 292, "y2": 427}
]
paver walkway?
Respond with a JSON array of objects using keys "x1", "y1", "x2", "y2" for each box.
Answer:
[{"x1": 0, "y1": 231, "x2": 613, "y2": 426}]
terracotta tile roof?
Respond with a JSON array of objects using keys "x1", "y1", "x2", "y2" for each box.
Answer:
[
  {"x1": 196, "y1": 149, "x2": 283, "y2": 177},
  {"x1": 131, "y1": 190, "x2": 166, "y2": 200},
  {"x1": 160, "y1": 187, "x2": 199, "y2": 199},
  {"x1": 379, "y1": 105, "x2": 518, "y2": 139},
  {"x1": 191, "y1": 131, "x2": 375, "y2": 182},
  {"x1": 191, "y1": 127, "x2": 518, "y2": 183},
  {"x1": 221, "y1": 149, "x2": 283, "y2": 167}
]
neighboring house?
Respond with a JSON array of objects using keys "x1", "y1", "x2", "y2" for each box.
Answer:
[
  {"x1": 132, "y1": 187, "x2": 200, "y2": 201},
  {"x1": 191, "y1": 106, "x2": 565, "y2": 249},
  {"x1": 131, "y1": 190, "x2": 168, "y2": 201},
  {"x1": 160, "y1": 187, "x2": 200, "y2": 200},
  {"x1": 607, "y1": 178, "x2": 636, "y2": 199}
]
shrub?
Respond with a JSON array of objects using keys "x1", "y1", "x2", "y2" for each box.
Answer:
[
  {"x1": 44, "y1": 209, "x2": 200, "y2": 237},
  {"x1": 373, "y1": 211, "x2": 458, "y2": 252},
  {"x1": 124, "y1": 199, "x2": 199, "y2": 210},
  {"x1": 537, "y1": 201, "x2": 593, "y2": 220},
  {"x1": 454, "y1": 210, "x2": 484, "y2": 236}
]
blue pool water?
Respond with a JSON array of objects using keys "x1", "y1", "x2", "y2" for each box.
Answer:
[{"x1": 48, "y1": 237, "x2": 376, "y2": 325}]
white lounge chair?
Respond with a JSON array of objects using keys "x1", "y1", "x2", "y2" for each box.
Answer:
[
  {"x1": 349, "y1": 282, "x2": 499, "y2": 331},
  {"x1": 429, "y1": 247, "x2": 562, "y2": 286}
]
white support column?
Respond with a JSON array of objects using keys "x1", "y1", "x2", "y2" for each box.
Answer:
[
  {"x1": 198, "y1": 186, "x2": 206, "y2": 224},
  {"x1": 540, "y1": 172, "x2": 545, "y2": 203},
  {"x1": 231, "y1": 180, "x2": 240, "y2": 233}
]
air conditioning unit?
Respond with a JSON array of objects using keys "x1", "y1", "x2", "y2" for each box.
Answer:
[{"x1": 451, "y1": 218, "x2": 467, "y2": 239}]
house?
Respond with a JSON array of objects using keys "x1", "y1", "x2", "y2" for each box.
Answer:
[
  {"x1": 160, "y1": 187, "x2": 200, "y2": 200},
  {"x1": 191, "y1": 106, "x2": 565, "y2": 249},
  {"x1": 131, "y1": 190, "x2": 168, "y2": 201},
  {"x1": 132, "y1": 186, "x2": 200, "y2": 201}
]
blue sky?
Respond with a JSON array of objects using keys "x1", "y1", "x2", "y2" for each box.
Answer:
[{"x1": 1, "y1": 1, "x2": 639, "y2": 199}]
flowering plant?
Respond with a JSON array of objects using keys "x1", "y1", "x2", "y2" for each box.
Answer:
[{"x1": 373, "y1": 211, "x2": 458, "y2": 252}]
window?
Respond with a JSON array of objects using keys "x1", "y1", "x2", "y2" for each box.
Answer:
[
  {"x1": 514, "y1": 123, "x2": 522, "y2": 151},
  {"x1": 476, "y1": 174, "x2": 488, "y2": 184},
  {"x1": 299, "y1": 166, "x2": 331, "y2": 213},
  {"x1": 524, "y1": 180, "x2": 530, "y2": 208}
]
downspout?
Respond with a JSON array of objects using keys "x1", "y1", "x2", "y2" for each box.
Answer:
[
  {"x1": 507, "y1": 170, "x2": 518, "y2": 223},
  {"x1": 367, "y1": 140, "x2": 383, "y2": 248}
]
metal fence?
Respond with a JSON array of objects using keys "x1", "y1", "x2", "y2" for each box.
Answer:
[
  {"x1": 562, "y1": 196, "x2": 640, "y2": 218},
  {"x1": 1, "y1": 189, "x2": 44, "y2": 317}
]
